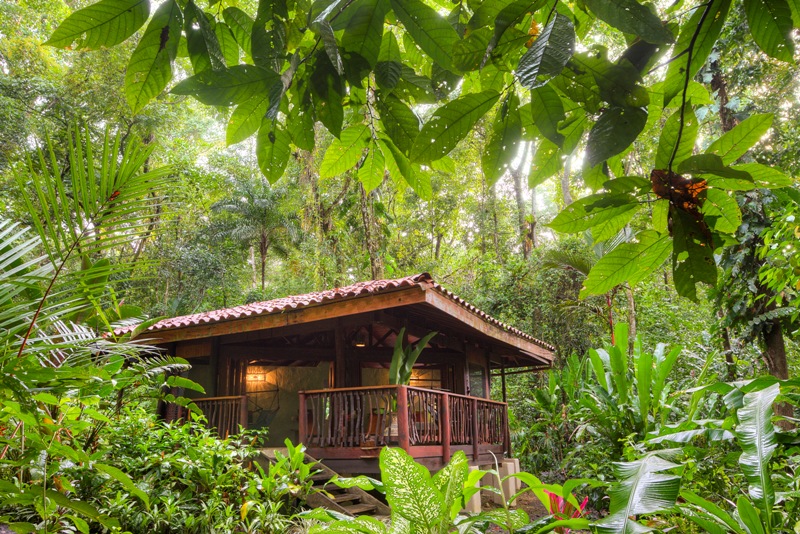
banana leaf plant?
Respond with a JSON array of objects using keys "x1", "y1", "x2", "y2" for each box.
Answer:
[
  {"x1": 582, "y1": 323, "x2": 681, "y2": 447},
  {"x1": 680, "y1": 383, "x2": 786, "y2": 533}
]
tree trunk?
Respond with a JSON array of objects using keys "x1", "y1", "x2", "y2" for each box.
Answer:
[
  {"x1": 530, "y1": 187, "x2": 538, "y2": 250},
  {"x1": 511, "y1": 143, "x2": 531, "y2": 259},
  {"x1": 763, "y1": 318, "x2": 793, "y2": 428},
  {"x1": 359, "y1": 184, "x2": 383, "y2": 280},
  {"x1": 259, "y1": 235, "x2": 269, "y2": 292},
  {"x1": 625, "y1": 284, "x2": 636, "y2": 353},
  {"x1": 561, "y1": 154, "x2": 573, "y2": 206}
]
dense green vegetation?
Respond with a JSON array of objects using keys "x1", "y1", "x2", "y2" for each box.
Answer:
[{"x1": 1, "y1": 0, "x2": 799, "y2": 531}]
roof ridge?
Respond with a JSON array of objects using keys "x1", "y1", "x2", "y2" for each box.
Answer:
[{"x1": 114, "y1": 273, "x2": 555, "y2": 352}]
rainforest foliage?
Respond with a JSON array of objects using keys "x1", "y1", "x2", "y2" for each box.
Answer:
[{"x1": 0, "y1": 0, "x2": 799, "y2": 531}]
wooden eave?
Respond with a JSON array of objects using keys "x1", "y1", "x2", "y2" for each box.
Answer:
[{"x1": 134, "y1": 284, "x2": 554, "y2": 368}]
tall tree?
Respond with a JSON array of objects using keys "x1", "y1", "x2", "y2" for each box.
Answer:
[{"x1": 212, "y1": 179, "x2": 299, "y2": 292}]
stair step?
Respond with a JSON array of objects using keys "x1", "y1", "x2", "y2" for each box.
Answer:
[
  {"x1": 342, "y1": 503, "x2": 377, "y2": 515},
  {"x1": 331, "y1": 492, "x2": 360, "y2": 503},
  {"x1": 311, "y1": 474, "x2": 332, "y2": 482}
]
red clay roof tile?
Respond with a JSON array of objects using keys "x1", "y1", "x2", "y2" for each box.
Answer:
[{"x1": 116, "y1": 273, "x2": 554, "y2": 352}]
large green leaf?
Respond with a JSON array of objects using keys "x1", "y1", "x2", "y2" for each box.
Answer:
[
  {"x1": 124, "y1": 0, "x2": 182, "y2": 114},
  {"x1": 681, "y1": 490, "x2": 746, "y2": 534},
  {"x1": 583, "y1": 0, "x2": 673, "y2": 44},
  {"x1": 663, "y1": 0, "x2": 732, "y2": 106},
  {"x1": 358, "y1": 142, "x2": 386, "y2": 192},
  {"x1": 731, "y1": 163, "x2": 793, "y2": 189},
  {"x1": 482, "y1": 92, "x2": 523, "y2": 185},
  {"x1": 226, "y1": 93, "x2": 271, "y2": 145},
  {"x1": 530, "y1": 84, "x2": 566, "y2": 147},
  {"x1": 594, "y1": 451, "x2": 682, "y2": 534},
  {"x1": 342, "y1": 0, "x2": 388, "y2": 66},
  {"x1": 380, "y1": 447, "x2": 444, "y2": 528},
  {"x1": 516, "y1": 13, "x2": 575, "y2": 89},
  {"x1": 223, "y1": 7, "x2": 254, "y2": 59},
  {"x1": 431, "y1": 450, "x2": 468, "y2": 519},
  {"x1": 95, "y1": 463, "x2": 150, "y2": 508},
  {"x1": 701, "y1": 189, "x2": 741, "y2": 234},
  {"x1": 677, "y1": 154, "x2": 754, "y2": 181},
  {"x1": 380, "y1": 137, "x2": 432, "y2": 200},
  {"x1": 184, "y1": 1, "x2": 225, "y2": 74},
  {"x1": 655, "y1": 109, "x2": 698, "y2": 170},
  {"x1": 410, "y1": 90, "x2": 500, "y2": 163},
  {"x1": 389, "y1": 0, "x2": 460, "y2": 72},
  {"x1": 581, "y1": 231, "x2": 671, "y2": 296},
  {"x1": 705, "y1": 113, "x2": 774, "y2": 165},
  {"x1": 549, "y1": 193, "x2": 639, "y2": 233},
  {"x1": 319, "y1": 123, "x2": 370, "y2": 178},
  {"x1": 45, "y1": 0, "x2": 150, "y2": 50},
  {"x1": 529, "y1": 137, "x2": 562, "y2": 188},
  {"x1": 377, "y1": 94, "x2": 420, "y2": 156},
  {"x1": 215, "y1": 23, "x2": 240, "y2": 66},
  {"x1": 585, "y1": 106, "x2": 647, "y2": 169},
  {"x1": 743, "y1": 0, "x2": 795, "y2": 61},
  {"x1": 737, "y1": 383, "x2": 779, "y2": 530},
  {"x1": 671, "y1": 209, "x2": 717, "y2": 301},
  {"x1": 172, "y1": 65, "x2": 280, "y2": 106},
  {"x1": 256, "y1": 123, "x2": 291, "y2": 183}
]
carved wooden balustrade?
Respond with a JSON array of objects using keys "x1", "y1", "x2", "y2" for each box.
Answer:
[
  {"x1": 298, "y1": 385, "x2": 509, "y2": 463},
  {"x1": 174, "y1": 395, "x2": 248, "y2": 438}
]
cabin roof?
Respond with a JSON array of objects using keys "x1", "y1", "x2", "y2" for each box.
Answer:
[{"x1": 119, "y1": 273, "x2": 555, "y2": 365}]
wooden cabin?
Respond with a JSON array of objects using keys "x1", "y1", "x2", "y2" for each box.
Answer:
[{"x1": 121, "y1": 273, "x2": 554, "y2": 474}]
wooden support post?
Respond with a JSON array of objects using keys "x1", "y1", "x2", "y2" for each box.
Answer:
[
  {"x1": 334, "y1": 326, "x2": 346, "y2": 388},
  {"x1": 442, "y1": 393, "x2": 451, "y2": 462},
  {"x1": 500, "y1": 366, "x2": 507, "y2": 403},
  {"x1": 472, "y1": 397, "x2": 480, "y2": 462},
  {"x1": 239, "y1": 394, "x2": 248, "y2": 430},
  {"x1": 298, "y1": 391, "x2": 307, "y2": 445},
  {"x1": 504, "y1": 407, "x2": 511, "y2": 457},
  {"x1": 397, "y1": 386, "x2": 410, "y2": 451}
]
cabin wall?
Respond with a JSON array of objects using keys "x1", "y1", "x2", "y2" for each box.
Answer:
[{"x1": 244, "y1": 363, "x2": 330, "y2": 446}]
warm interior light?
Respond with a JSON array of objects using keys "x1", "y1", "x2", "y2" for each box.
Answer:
[
  {"x1": 354, "y1": 329, "x2": 368, "y2": 347},
  {"x1": 248, "y1": 373, "x2": 265, "y2": 381}
]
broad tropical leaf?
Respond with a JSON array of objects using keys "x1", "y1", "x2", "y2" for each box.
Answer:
[
  {"x1": 256, "y1": 123, "x2": 291, "y2": 183},
  {"x1": 677, "y1": 154, "x2": 753, "y2": 181},
  {"x1": 516, "y1": 13, "x2": 575, "y2": 89},
  {"x1": 731, "y1": 163, "x2": 792, "y2": 189},
  {"x1": 583, "y1": 0, "x2": 673, "y2": 44},
  {"x1": 701, "y1": 189, "x2": 741, "y2": 234},
  {"x1": 581, "y1": 231, "x2": 671, "y2": 297},
  {"x1": 341, "y1": 0, "x2": 388, "y2": 67},
  {"x1": 172, "y1": 65, "x2": 280, "y2": 106},
  {"x1": 389, "y1": 0, "x2": 460, "y2": 72},
  {"x1": 655, "y1": 109, "x2": 698, "y2": 170},
  {"x1": 379, "y1": 448, "x2": 444, "y2": 529},
  {"x1": 594, "y1": 451, "x2": 682, "y2": 534},
  {"x1": 529, "y1": 138, "x2": 562, "y2": 188},
  {"x1": 482, "y1": 92, "x2": 523, "y2": 185},
  {"x1": 184, "y1": 1, "x2": 225, "y2": 74},
  {"x1": 705, "y1": 113, "x2": 774, "y2": 165},
  {"x1": 358, "y1": 143, "x2": 386, "y2": 192},
  {"x1": 671, "y1": 210, "x2": 717, "y2": 300},
  {"x1": 45, "y1": 0, "x2": 150, "y2": 50},
  {"x1": 125, "y1": 0, "x2": 182, "y2": 113},
  {"x1": 585, "y1": 106, "x2": 647, "y2": 168},
  {"x1": 410, "y1": 90, "x2": 500, "y2": 163},
  {"x1": 223, "y1": 7, "x2": 254, "y2": 60},
  {"x1": 320, "y1": 123, "x2": 370, "y2": 178},
  {"x1": 227, "y1": 93, "x2": 271, "y2": 146},
  {"x1": 377, "y1": 94, "x2": 420, "y2": 156},
  {"x1": 743, "y1": 0, "x2": 795, "y2": 62},
  {"x1": 549, "y1": 193, "x2": 639, "y2": 233},
  {"x1": 737, "y1": 383, "x2": 779, "y2": 530},
  {"x1": 663, "y1": 0, "x2": 732, "y2": 106},
  {"x1": 530, "y1": 84, "x2": 566, "y2": 147}
]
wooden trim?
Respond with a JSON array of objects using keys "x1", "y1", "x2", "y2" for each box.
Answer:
[
  {"x1": 423, "y1": 290, "x2": 553, "y2": 363},
  {"x1": 442, "y1": 392, "x2": 451, "y2": 462},
  {"x1": 136, "y1": 286, "x2": 428, "y2": 344}
]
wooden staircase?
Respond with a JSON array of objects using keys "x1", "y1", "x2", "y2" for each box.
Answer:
[{"x1": 260, "y1": 449, "x2": 390, "y2": 517}]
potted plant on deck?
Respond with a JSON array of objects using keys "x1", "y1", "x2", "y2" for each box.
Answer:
[{"x1": 383, "y1": 328, "x2": 438, "y2": 439}]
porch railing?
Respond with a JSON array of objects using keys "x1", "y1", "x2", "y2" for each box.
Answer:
[
  {"x1": 298, "y1": 386, "x2": 508, "y2": 462},
  {"x1": 176, "y1": 395, "x2": 248, "y2": 438}
]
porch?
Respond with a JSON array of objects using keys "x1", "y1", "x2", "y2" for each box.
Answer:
[{"x1": 187, "y1": 384, "x2": 509, "y2": 473}]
